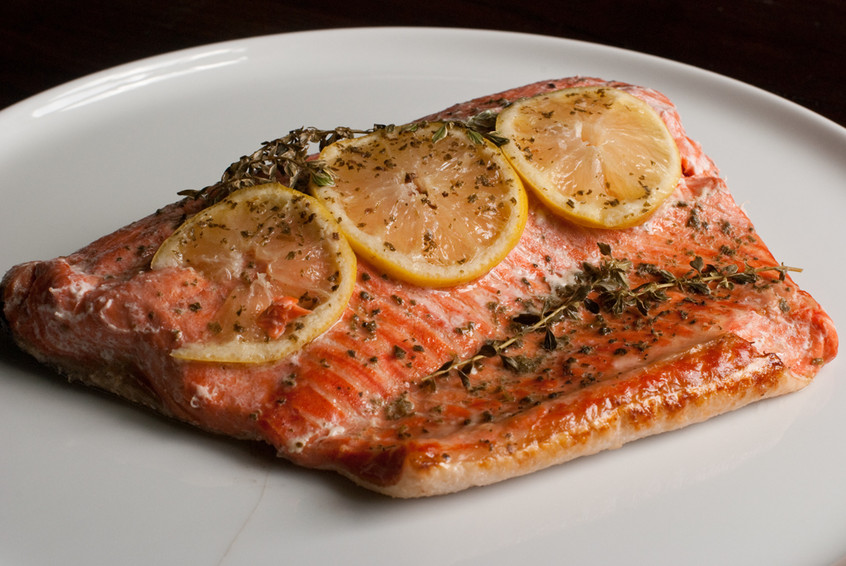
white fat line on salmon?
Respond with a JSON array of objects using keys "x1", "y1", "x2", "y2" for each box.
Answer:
[
  {"x1": 46, "y1": 273, "x2": 96, "y2": 323},
  {"x1": 283, "y1": 423, "x2": 348, "y2": 455},
  {"x1": 190, "y1": 384, "x2": 213, "y2": 408},
  {"x1": 64, "y1": 276, "x2": 96, "y2": 302}
]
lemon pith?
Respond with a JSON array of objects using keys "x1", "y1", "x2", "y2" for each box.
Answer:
[
  {"x1": 312, "y1": 122, "x2": 528, "y2": 287},
  {"x1": 496, "y1": 86, "x2": 682, "y2": 229},
  {"x1": 151, "y1": 183, "x2": 356, "y2": 363}
]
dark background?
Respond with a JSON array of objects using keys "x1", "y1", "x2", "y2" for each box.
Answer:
[{"x1": 1, "y1": 0, "x2": 844, "y2": 127}]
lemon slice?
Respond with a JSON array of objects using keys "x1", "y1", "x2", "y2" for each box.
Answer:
[
  {"x1": 311, "y1": 122, "x2": 528, "y2": 287},
  {"x1": 151, "y1": 183, "x2": 356, "y2": 363},
  {"x1": 496, "y1": 86, "x2": 682, "y2": 229}
]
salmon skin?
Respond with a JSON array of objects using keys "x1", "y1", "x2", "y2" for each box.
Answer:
[{"x1": 1, "y1": 77, "x2": 838, "y2": 497}]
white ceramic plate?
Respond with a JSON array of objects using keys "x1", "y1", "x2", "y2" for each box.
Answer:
[{"x1": 1, "y1": 28, "x2": 844, "y2": 566}]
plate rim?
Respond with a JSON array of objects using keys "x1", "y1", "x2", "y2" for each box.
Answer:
[{"x1": 3, "y1": 26, "x2": 845, "y2": 137}]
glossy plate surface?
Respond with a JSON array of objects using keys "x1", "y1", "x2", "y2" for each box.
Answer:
[{"x1": 1, "y1": 28, "x2": 844, "y2": 566}]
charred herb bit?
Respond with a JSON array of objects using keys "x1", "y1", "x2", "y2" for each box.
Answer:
[
  {"x1": 419, "y1": 243, "x2": 801, "y2": 390},
  {"x1": 686, "y1": 205, "x2": 706, "y2": 230},
  {"x1": 542, "y1": 328, "x2": 558, "y2": 351},
  {"x1": 385, "y1": 392, "x2": 415, "y2": 420},
  {"x1": 579, "y1": 375, "x2": 598, "y2": 388},
  {"x1": 477, "y1": 343, "x2": 498, "y2": 358},
  {"x1": 512, "y1": 312, "x2": 543, "y2": 326},
  {"x1": 397, "y1": 425, "x2": 412, "y2": 440},
  {"x1": 500, "y1": 355, "x2": 521, "y2": 372},
  {"x1": 500, "y1": 354, "x2": 542, "y2": 374},
  {"x1": 454, "y1": 321, "x2": 477, "y2": 335},
  {"x1": 456, "y1": 366, "x2": 472, "y2": 389}
]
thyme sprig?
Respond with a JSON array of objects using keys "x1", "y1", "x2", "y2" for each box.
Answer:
[
  {"x1": 421, "y1": 243, "x2": 800, "y2": 390},
  {"x1": 432, "y1": 111, "x2": 510, "y2": 147},
  {"x1": 177, "y1": 111, "x2": 509, "y2": 204},
  {"x1": 178, "y1": 126, "x2": 372, "y2": 202}
]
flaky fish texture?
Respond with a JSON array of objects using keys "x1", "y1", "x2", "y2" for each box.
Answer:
[{"x1": 1, "y1": 77, "x2": 838, "y2": 497}]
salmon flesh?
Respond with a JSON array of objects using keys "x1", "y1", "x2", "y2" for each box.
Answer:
[{"x1": 1, "y1": 77, "x2": 838, "y2": 497}]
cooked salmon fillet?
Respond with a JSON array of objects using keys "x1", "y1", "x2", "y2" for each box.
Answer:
[{"x1": 1, "y1": 77, "x2": 837, "y2": 497}]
